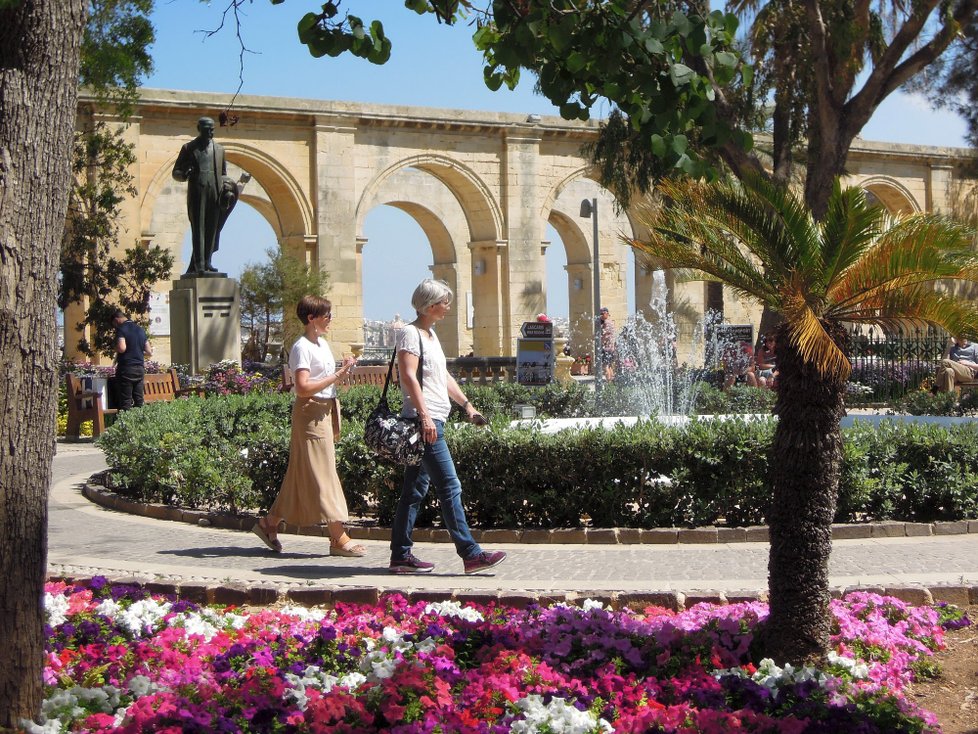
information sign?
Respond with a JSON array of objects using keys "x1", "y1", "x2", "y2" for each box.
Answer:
[{"x1": 516, "y1": 338, "x2": 554, "y2": 386}]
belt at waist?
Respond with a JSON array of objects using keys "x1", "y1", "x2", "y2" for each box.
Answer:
[{"x1": 304, "y1": 395, "x2": 336, "y2": 404}]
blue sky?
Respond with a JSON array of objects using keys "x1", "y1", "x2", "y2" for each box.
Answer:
[{"x1": 145, "y1": 1, "x2": 970, "y2": 320}]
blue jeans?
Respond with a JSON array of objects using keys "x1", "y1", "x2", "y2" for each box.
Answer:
[{"x1": 390, "y1": 420, "x2": 482, "y2": 561}]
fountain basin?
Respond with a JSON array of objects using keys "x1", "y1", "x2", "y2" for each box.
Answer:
[{"x1": 511, "y1": 413, "x2": 978, "y2": 434}]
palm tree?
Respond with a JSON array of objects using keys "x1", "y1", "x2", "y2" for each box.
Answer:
[{"x1": 630, "y1": 174, "x2": 978, "y2": 664}]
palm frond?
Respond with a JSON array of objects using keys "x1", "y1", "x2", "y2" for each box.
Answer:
[
  {"x1": 834, "y1": 287, "x2": 978, "y2": 341},
  {"x1": 780, "y1": 276, "x2": 850, "y2": 380},
  {"x1": 629, "y1": 173, "x2": 978, "y2": 379},
  {"x1": 828, "y1": 215, "x2": 978, "y2": 313},
  {"x1": 820, "y1": 182, "x2": 887, "y2": 290}
]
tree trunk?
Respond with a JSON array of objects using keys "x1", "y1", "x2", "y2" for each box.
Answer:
[
  {"x1": 762, "y1": 322, "x2": 848, "y2": 665},
  {"x1": 0, "y1": 1, "x2": 87, "y2": 726}
]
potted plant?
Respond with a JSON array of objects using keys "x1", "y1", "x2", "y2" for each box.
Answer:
[{"x1": 571, "y1": 353, "x2": 592, "y2": 376}]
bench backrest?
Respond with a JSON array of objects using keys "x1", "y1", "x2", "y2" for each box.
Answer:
[
  {"x1": 337, "y1": 364, "x2": 395, "y2": 390},
  {"x1": 281, "y1": 363, "x2": 397, "y2": 392},
  {"x1": 142, "y1": 368, "x2": 181, "y2": 403}
]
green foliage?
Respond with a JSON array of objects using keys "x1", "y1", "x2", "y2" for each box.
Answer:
[
  {"x1": 838, "y1": 421, "x2": 978, "y2": 522},
  {"x1": 296, "y1": 4, "x2": 391, "y2": 63},
  {"x1": 80, "y1": 0, "x2": 154, "y2": 115},
  {"x1": 97, "y1": 393, "x2": 978, "y2": 528},
  {"x1": 98, "y1": 394, "x2": 294, "y2": 513},
  {"x1": 895, "y1": 389, "x2": 978, "y2": 417},
  {"x1": 61, "y1": 0, "x2": 168, "y2": 358},
  {"x1": 239, "y1": 247, "x2": 329, "y2": 362}
]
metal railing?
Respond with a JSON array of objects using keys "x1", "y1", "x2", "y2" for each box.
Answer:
[{"x1": 847, "y1": 325, "x2": 948, "y2": 404}]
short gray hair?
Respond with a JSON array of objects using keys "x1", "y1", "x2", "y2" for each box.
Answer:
[{"x1": 411, "y1": 279, "x2": 453, "y2": 315}]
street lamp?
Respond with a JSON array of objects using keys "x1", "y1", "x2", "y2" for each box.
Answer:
[{"x1": 580, "y1": 197, "x2": 601, "y2": 387}]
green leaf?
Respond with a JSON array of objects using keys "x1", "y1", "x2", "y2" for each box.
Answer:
[
  {"x1": 715, "y1": 51, "x2": 738, "y2": 68},
  {"x1": 297, "y1": 13, "x2": 319, "y2": 42},
  {"x1": 650, "y1": 134, "x2": 666, "y2": 157},
  {"x1": 644, "y1": 36, "x2": 664, "y2": 54},
  {"x1": 484, "y1": 67, "x2": 504, "y2": 91},
  {"x1": 740, "y1": 63, "x2": 754, "y2": 87},
  {"x1": 566, "y1": 52, "x2": 587, "y2": 74},
  {"x1": 669, "y1": 63, "x2": 696, "y2": 87},
  {"x1": 559, "y1": 101, "x2": 582, "y2": 119}
]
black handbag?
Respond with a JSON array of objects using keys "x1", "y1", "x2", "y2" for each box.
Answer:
[{"x1": 363, "y1": 334, "x2": 425, "y2": 466}]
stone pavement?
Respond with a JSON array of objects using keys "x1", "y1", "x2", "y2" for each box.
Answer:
[{"x1": 48, "y1": 440, "x2": 978, "y2": 610}]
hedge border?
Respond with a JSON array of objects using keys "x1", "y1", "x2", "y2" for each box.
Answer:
[{"x1": 82, "y1": 479, "x2": 978, "y2": 544}]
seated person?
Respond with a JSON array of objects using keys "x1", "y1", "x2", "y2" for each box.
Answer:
[
  {"x1": 755, "y1": 332, "x2": 778, "y2": 388},
  {"x1": 936, "y1": 336, "x2": 978, "y2": 392},
  {"x1": 723, "y1": 340, "x2": 758, "y2": 389}
]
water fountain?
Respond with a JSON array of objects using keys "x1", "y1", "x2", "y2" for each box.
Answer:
[{"x1": 524, "y1": 272, "x2": 743, "y2": 433}]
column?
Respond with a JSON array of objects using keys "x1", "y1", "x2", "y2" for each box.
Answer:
[
  {"x1": 468, "y1": 239, "x2": 507, "y2": 355},
  {"x1": 928, "y1": 164, "x2": 954, "y2": 214},
  {"x1": 314, "y1": 116, "x2": 360, "y2": 354},
  {"x1": 501, "y1": 128, "x2": 546, "y2": 356}
]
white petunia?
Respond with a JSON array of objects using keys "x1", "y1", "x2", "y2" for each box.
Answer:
[
  {"x1": 424, "y1": 600, "x2": 485, "y2": 622},
  {"x1": 45, "y1": 593, "x2": 70, "y2": 628},
  {"x1": 510, "y1": 695, "x2": 613, "y2": 733}
]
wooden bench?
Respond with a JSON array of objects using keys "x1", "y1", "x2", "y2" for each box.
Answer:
[
  {"x1": 65, "y1": 368, "x2": 195, "y2": 438},
  {"x1": 281, "y1": 363, "x2": 397, "y2": 392}
]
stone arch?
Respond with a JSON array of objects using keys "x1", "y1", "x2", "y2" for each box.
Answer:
[
  {"x1": 858, "y1": 176, "x2": 921, "y2": 215},
  {"x1": 356, "y1": 154, "x2": 503, "y2": 244},
  {"x1": 542, "y1": 168, "x2": 641, "y2": 345},
  {"x1": 355, "y1": 157, "x2": 503, "y2": 356}
]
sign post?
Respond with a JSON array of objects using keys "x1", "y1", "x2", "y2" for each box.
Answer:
[{"x1": 516, "y1": 321, "x2": 555, "y2": 386}]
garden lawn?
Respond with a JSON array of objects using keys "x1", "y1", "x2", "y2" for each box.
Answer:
[{"x1": 26, "y1": 580, "x2": 970, "y2": 733}]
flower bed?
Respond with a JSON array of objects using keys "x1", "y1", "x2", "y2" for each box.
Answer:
[{"x1": 25, "y1": 580, "x2": 969, "y2": 733}]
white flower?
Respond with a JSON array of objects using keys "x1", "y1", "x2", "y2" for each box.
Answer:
[
  {"x1": 127, "y1": 675, "x2": 159, "y2": 698},
  {"x1": 510, "y1": 695, "x2": 613, "y2": 733},
  {"x1": 99, "y1": 598, "x2": 172, "y2": 637},
  {"x1": 714, "y1": 657, "x2": 832, "y2": 700},
  {"x1": 424, "y1": 600, "x2": 485, "y2": 623},
  {"x1": 45, "y1": 593, "x2": 69, "y2": 628}
]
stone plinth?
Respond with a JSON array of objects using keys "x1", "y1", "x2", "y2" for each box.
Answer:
[{"x1": 169, "y1": 276, "x2": 241, "y2": 374}]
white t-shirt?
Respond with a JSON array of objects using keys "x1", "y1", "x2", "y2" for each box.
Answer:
[
  {"x1": 398, "y1": 325, "x2": 451, "y2": 422},
  {"x1": 289, "y1": 335, "x2": 337, "y2": 399}
]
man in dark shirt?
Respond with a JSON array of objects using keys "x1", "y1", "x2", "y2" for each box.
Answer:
[{"x1": 112, "y1": 310, "x2": 152, "y2": 409}]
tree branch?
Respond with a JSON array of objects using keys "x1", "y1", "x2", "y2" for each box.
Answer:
[{"x1": 845, "y1": 0, "x2": 978, "y2": 138}]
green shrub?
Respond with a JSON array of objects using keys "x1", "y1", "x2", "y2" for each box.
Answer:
[{"x1": 95, "y1": 390, "x2": 978, "y2": 528}]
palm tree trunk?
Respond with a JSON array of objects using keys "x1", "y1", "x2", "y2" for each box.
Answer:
[{"x1": 763, "y1": 323, "x2": 848, "y2": 664}]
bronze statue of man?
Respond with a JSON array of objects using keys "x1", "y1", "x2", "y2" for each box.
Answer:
[{"x1": 172, "y1": 116, "x2": 239, "y2": 275}]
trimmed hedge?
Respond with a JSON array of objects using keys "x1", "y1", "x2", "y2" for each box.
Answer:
[{"x1": 96, "y1": 391, "x2": 978, "y2": 528}]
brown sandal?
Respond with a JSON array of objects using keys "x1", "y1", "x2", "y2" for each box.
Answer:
[
  {"x1": 329, "y1": 538, "x2": 367, "y2": 557},
  {"x1": 252, "y1": 520, "x2": 282, "y2": 553}
]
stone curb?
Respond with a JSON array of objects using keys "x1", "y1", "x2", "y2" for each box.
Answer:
[
  {"x1": 82, "y1": 481, "x2": 978, "y2": 545},
  {"x1": 47, "y1": 565, "x2": 978, "y2": 612}
]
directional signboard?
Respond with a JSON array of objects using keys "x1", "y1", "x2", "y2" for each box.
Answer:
[
  {"x1": 520, "y1": 321, "x2": 554, "y2": 339},
  {"x1": 517, "y1": 321, "x2": 555, "y2": 385}
]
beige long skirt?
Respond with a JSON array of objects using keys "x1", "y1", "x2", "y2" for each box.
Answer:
[{"x1": 269, "y1": 397, "x2": 350, "y2": 526}]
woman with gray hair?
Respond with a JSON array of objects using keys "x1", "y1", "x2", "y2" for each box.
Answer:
[{"x1": 388, "y1": 279, "x2": 507, "y2": 575}]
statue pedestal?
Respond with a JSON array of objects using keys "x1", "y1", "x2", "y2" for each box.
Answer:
[{"x1": 169, "y1": 276, "x2": 241, "y2": 374}]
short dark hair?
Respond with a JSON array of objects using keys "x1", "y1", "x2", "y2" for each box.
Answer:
[
  {"x1": 296, "y1": 295, "x2": 331, "y2": 325},
  {"x1": 112, "y1": 310, "x2": 127, "y2": 322}
]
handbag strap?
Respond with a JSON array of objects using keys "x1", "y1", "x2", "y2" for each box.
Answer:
[{"x1": 382, "y1": 324, "x2": 424, "y2": 400}]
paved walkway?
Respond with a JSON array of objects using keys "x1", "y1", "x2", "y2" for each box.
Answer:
[{"x1": 49, "y1": 440, "x2": 978, "y2": 608}]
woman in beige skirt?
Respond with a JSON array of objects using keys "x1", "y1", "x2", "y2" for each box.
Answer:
[{"x1": 252, "y1": 295, "x2": 366, "y2": 556}]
